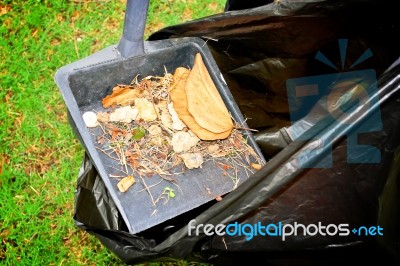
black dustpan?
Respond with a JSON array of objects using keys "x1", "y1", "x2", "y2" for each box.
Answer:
[{"x1": 54, "y1": 0, "x2": 264, "y2": 234}]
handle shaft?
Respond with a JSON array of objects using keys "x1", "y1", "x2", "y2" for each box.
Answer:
[{"x1": 117, "y1": 0, "x2": 149, "y2": 58}]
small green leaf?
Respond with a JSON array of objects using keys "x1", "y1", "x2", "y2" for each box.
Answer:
[
  {"x1": 169, "y1": 191, "x2": 175, "y2": 198},
  {"x1": 131, "y1": 126, "x2": 146, "y2": 140},
  {"x1": 164, "y1": 186, "x2": 171, "y2": 191}
]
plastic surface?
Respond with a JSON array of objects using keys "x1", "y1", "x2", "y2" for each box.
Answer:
[
  {"x1": 117, "y1": 0, "x2": 149, "y2": 58},
  {"x1": 58, "y1": 0, "x2": 400, "y2": 264}
]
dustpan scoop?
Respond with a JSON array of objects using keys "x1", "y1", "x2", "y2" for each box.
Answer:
[
  {"x1": 54, "y1": 0, "x2": 265, "y2": 234},
  {"x1": 117, "y1": 0, "x2": 149, "y2": 58}
]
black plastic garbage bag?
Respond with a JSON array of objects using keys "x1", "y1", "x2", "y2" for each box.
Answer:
[{"x1": 73, "y1": 0, "x2": 400, "y2": 264}]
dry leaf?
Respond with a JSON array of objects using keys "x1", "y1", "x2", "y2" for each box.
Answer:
[
  {"x1": 149, "y1": 135, "x2": 165, "y2": 146},
  {"x1": 117, "y1": 175, "x2": 136, "y2": 192},
  {"x1": 109, "y1": 106, "x2": 139, "y2": 123},
  {"x1": 250, "y1": 163, "x2": 262, "y2": 170},
  {"x1": 180, "y1": 153, "x2": 204, "y2": 169},
  {"x1": 96, "y1": 112, "x2": 110, "y2": 123},
  {"x1": 170, "y1": 67, "x2": 231, "y2": 140},
  {"x1": 135, "y1": 98, "x2": 158, "y2": 122},
  {"x1": 106, "y1": 124, "x2": 126, "y2": 140},
  {"x1": 102, "y1": 85, "x2": 141, "y2": 108},
  {"x1": 185, "y1": 53, "x2": 233, "y2": 134}
]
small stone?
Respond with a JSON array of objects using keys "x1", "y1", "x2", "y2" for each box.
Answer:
[
  {"x1": 82, "y1": 111, "x2": 98, "y2": 127},
  {"x1": 109, "y1": 106, "x2": 139, "y2": 123},
  {"x1": 180, "y1": 153, "x2": 203, "y2": 169},
  {"x1": 171, "y1": 131, "x2": 200, "y2": 153}
]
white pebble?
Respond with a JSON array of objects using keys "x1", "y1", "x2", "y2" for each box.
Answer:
[
  {"x1": 82, "y1": 111, "x2": 98, "y2": 128},
  {"x1": 171, "y1": 131, "x2": 200, "y2": 153}
]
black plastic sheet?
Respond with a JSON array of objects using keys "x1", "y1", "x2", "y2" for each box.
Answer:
[{"x1": 73, "y1": 0, "x2": 400, "y2": 264}]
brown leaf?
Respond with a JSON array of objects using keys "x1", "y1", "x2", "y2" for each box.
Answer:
[
  {"x1": 102, "y1": 85, "x2": 141, "y2": 108},
  {"x1": 106, "y1": 124, "x2": 126, "y2": 140},
  {"x1": 250, "y1": 163, "x2": 262, "y2": 170},
  {"x1": 96, "y1": 111, "x2": 110, "y2": 123},
  {"x1": 170, "y1": 67, "x2": 231, "y2": 140},
  {"x1": 185, "y1": 53, "x2": 233, "y2": 133},
  {"x1": 117, "y1": 176, "x2": 136, "y2": 193}
]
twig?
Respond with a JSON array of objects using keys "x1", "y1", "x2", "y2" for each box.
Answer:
[
  {"x1": 137, "y1": 178, "x2": 164, "y2": 193},
  {"x1": 222, "y1": 237, "x2": 228, "y2": 250},
  {"x1": 137, "y1": 173, "x2": 156, "y2": 206},
  {"x1": 96, "y1": 147, "x2": 120, "y2": 161},
  {"x1": 233, "y1": 125, "x2": 259, "y2": 132}
]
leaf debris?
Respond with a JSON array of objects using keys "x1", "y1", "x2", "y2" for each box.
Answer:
[{"x1": 85, "y1": 55, "x2": 264, "y2": 204}]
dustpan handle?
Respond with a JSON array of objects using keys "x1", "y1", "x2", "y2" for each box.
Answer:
[{"x1": 117, "y1": 0, "x2": 149, "y2": 58}]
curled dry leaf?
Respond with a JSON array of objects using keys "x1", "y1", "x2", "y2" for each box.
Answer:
[
  {"x1": 135, "y1": 98, "x2": 158, "y2": 122},
  {"x1": 82, "y1": 111, "x2": 98, "y2": 128},
  {"x1": 102, "y1": 85, "x2": 141, "y2": 108},
  {"x1": 171, "y1": 131, "x2": 199, "y2": 153},
  {"x1": 117, "y1": 175, "x2": 136, "y2": 193},
  {"x1": 180, "y1": 153, "x2": 204, "y2": 169},
  {"x1": 185, "y1": 53, "x2": 233, "y2": 134},
  {"x1": 109, "y1": 106, "x2": 139, "y2": 123},
  {"x1": 170, "y1": 67, "x2": 231, "y2": 140}
]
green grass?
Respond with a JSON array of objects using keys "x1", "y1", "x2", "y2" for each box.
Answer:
[{"x1": 0, "y1": 0, "x2": 224, "y2": 264}]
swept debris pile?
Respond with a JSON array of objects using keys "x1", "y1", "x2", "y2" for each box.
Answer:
[{"x1": 82, "y1": 53, "x2": 264, "y2": 199}]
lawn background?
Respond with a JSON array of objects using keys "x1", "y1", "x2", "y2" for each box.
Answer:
[{"x1": 0, "y1": 0, "x2": 224, "y2": 264}]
